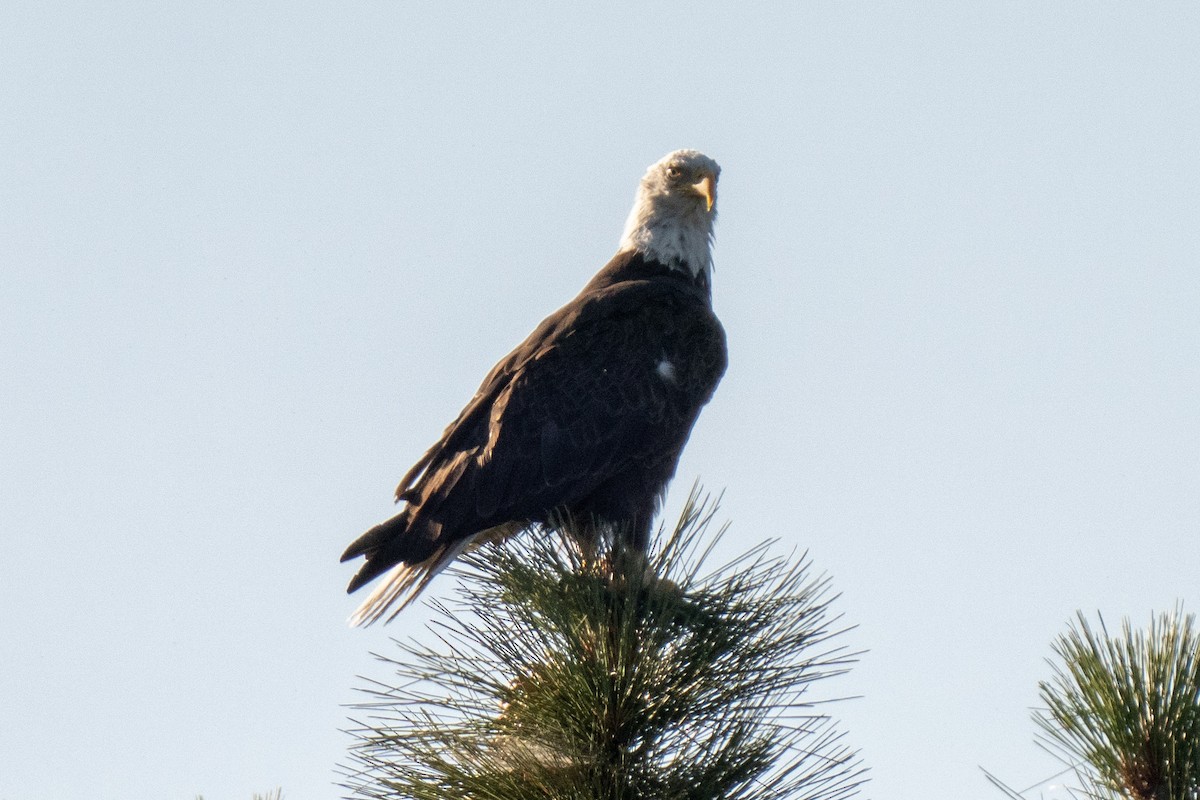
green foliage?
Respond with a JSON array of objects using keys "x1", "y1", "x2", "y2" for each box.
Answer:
[
  {"x1": 341, "y1": 490, "x2": 865, "y2": 800},
  {"x1": 1035, "y1": 607, "x2": 1200, "y2": 800}
]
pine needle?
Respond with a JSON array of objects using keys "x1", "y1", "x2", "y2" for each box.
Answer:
[
  {"x1": 340, "y1": 487, "x2": 866, "y2": 800},
  {"x1": 1035, "y1": 605, "x2": 1200, "y2": 800}
]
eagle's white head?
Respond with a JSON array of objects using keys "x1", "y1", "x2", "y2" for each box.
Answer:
[{"x1": 619, "y1": 149, "x2": 720, "y2": 280}]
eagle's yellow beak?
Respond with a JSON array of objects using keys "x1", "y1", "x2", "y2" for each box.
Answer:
[{"x1": 692, "y1": 173, "x2": 715, "y2": 212}]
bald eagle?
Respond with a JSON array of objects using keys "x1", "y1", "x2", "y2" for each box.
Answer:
[{"x1": 341, "y1": 150, "x2": 727, "y2": 625}]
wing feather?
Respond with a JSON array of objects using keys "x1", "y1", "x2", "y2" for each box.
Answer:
[{"x1": 348, "y1": 268, "x2": 726, "y2": 617}]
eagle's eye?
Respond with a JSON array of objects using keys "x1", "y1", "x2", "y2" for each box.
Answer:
[{"x1": 665, "y1": 164, "x2": 683, "y2": 181}]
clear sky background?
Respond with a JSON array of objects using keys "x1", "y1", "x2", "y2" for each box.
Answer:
[{"x1": 3, "y1": 3, "x2": 1198, "y2": 799}]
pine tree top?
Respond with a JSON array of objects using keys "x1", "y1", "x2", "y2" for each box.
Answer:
[{"x1": 341, "y1": 489, "x2": 866, "y2": 800}]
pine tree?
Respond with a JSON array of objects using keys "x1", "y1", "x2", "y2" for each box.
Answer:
[
  {"x1": 340, "y1": 489, "x2": 865, "y2": 800},
  {"x1": 990, "y1": 607, "x2": 1200, "y2": 800},
  {"x1": 1035, "y1": 607, "x2": 1200, "y2": 800}
]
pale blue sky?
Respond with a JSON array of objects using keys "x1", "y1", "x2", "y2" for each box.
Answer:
[{"x1": 3, "y1": 3, "x2": 1198, "y2": 799}]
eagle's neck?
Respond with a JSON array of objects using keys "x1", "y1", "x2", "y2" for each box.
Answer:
[{"x1": 618, "y1": 197, "x2": 715, "y2": 281}]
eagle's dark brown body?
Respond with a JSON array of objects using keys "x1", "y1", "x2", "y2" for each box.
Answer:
[{"x1": 342, "y1": 149, "x2": 725, "y2": 624}]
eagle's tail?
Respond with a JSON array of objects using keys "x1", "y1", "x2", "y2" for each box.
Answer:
[
  {"x1": 342, "y1": 513, "x2": 525, "y2": 626},
  {"x1": 340, "y1": 508, "x2": 446, "y2": 624},
  {"x1": 341, "y1": 510, "x2": 421, "y2": 587},
  {"x1": 346, "y1": 540, "x2": 469, "y2": 626}
]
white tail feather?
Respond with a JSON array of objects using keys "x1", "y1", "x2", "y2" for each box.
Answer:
[
  {"x1": 347, "y1": 540, "x2": 469, "y2": 627},
  {"x1": 347, "y1": 521, "x2": 525, "y2": 626}
]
